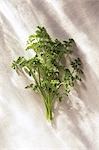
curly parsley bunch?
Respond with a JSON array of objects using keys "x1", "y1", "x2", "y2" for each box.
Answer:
[{"x1": 12, "y1": 26, "x2": 83, "y2": 121}]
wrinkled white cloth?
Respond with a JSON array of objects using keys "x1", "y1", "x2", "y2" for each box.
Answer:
[{"x1": 0, "y1": 0, "x2": 99, "y2": 150}]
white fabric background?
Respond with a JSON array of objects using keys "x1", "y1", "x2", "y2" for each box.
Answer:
[{"x1": 0, "y1": 0, "x2": 99, "y2": 150}]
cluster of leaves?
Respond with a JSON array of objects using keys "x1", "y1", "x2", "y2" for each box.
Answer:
[{"x1": 12, "y1": 26, "x2": 83, "y2": 121}]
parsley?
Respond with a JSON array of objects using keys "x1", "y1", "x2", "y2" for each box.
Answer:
[{"x1": 12, "y1": 26, "x2": 83, "y2": 121}]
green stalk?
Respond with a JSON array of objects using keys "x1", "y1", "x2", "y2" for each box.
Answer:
[
  {"x1": 31, "y1": 70, "x2": 48, "y2": 108},
  {"x1": 44, "y1": 94, "x2": 53, "y2": 121},
  {"x1": 31, "y1": 69, "x2": 53, "y2": 121}
]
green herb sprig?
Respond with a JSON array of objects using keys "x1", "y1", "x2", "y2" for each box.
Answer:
[{"x1": 12, "y1": 26, "x2": 83, "y2": 121}]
